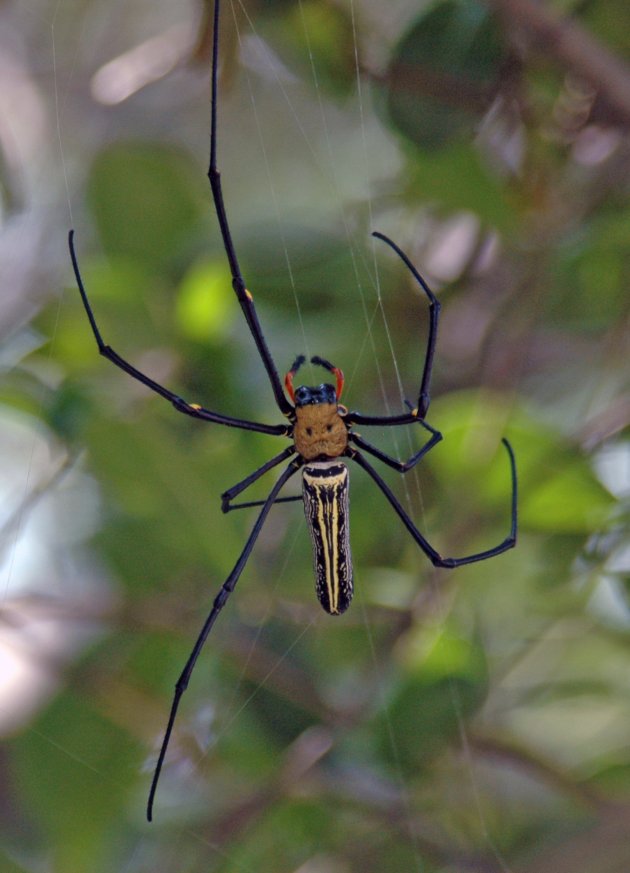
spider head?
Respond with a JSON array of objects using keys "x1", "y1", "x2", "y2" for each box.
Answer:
[
  {"x1": 293, "y1": 382, "x2": 337, "y2": 407},
  {"x1": 286, "y1": 356, "x2": 348, "y2": 459},
  {"x1": 284, "y1": 355, "x2": 344, "y2": 406}
]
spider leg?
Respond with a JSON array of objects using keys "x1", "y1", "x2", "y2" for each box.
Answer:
[
  {"x1": 373, "y1": 231, "x2": 439, "y2": 418},
  {"x1": 349, "y1": 439, "x2": 517, "y2": 567},
  {"x1": 347, "y1": 233, "x2": 440, "y2": 427},
  {"x1": 349, "y1": 419, "x2": 442, "y2": 472},
  {"x1": 208, "y1": 0, "x2": 294, "y2": 419},
  {"x1": 69, "y1": 232, "x2": 287, "y2": 437},
  {"x1": 221, "y1": 445, "x2": 298, "y2": 512},
  {"x1": 346, "y1": 410, "x2": 421, "y2": 427},
  {"x1": 147, "y1": 456, "x2": 302, "y2": 821},
  {"x1": 226, "y1": 495, "x2": 303, "y2": 512}
]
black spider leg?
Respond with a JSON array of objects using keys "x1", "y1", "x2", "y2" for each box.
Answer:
[
  {"x1": 347, "y1": 231, "x2": 440, "y2": 428},
  {"x1": 348, "y1": 439, "x2": 517, "y2": 568},
  {"x1": 220, "y1": 445, "x2": 302, "y2": 512},
  {"x1": 349, "y1": 416, "x2": 442, "y2": 471},
  {"x1": 226, "y1": 494, "x2": 304, "y2": 512},
  {"x1": 69, "y1": 232, "x2": 287, "y2": 437},
  {"x1": 208, "y1": 0, "x2": 294, "y2": 418},
  {"x1": 147, "y1": 457, "x2": 302, "y2": 821}
]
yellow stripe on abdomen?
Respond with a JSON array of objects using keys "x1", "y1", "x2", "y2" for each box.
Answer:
[{"x1": 302, "y1": 462, "x2": 353, "y2": 615}]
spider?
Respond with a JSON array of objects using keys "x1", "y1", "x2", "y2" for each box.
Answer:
[{"x1": 68, "y1": 0, "x2": 517, "y2": 822}]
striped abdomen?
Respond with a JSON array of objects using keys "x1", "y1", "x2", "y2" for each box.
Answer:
[{"x1": 302, "y1": 461, "x2": 353, "y2": 615}]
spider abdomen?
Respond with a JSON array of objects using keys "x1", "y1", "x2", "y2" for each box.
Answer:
[{"x1": 302, "y1": 461, "x2": 353, "y2": 615}]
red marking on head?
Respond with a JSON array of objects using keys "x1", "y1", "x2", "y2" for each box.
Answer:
[
  {"x1": 332, "y1": 367, "x2": 344, "y2": 401},
  {"x1": 284, "y1": 369, "x2": 296, "y2": 403}
]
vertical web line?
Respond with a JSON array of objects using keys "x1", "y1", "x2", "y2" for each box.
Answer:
[
  {"x1": 295, "y1": 0, "x2": 428, "y2": 553},
  {"x1": 450, "y1": 684, "x2": 515, "y2": 873},
  {"x1": 349, "y1": 0, "x2": 425, "y2": 512},
  {"x1": 295, "y1": 0, "x2": 390, "y2": 409},
  {"x1": 319, "y1": 6, "x2": 514, "y2": 871},
  {"x1": 3, "y1": 2, "x2": 63, "y2": 604},
  {"x1": 353, "y1": 8, "x2": 514, "y2": 868},
  {"x1": 5, "y1": 0, "x2": 80, "y2": 607},
  {"x1": 53, "y1": 0, "x2": 74, "y2": 229},
  {"x1": 1, "y1": 0, "x2": 109, "y2": 838},
  {"x1": 359, "y1": 605, "x2": 426, "y2": 873},
  {"x1": 215, "y1": 6, "x2": 429, "y2": 866},
  {"x1": 229, "y1": 0, "x2": 313, "y2": 367},
  {"x1": 347, "y1": 3, "x2": 424, "y2": 869}
]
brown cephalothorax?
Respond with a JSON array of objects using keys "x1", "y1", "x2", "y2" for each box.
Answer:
[{"x1": 293, "y1": 402, "x2": 348, "y2": 460}]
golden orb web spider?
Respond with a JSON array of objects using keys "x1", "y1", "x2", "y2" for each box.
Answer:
[{"x1": 68, "y1": 0, "x2": 517, "y2": 822}]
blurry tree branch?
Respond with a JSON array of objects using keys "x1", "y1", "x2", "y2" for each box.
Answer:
[{"x1": 488, "y1": 0, "x2": 630, "y2": 125}]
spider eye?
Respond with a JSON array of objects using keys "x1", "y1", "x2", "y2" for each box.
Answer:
[
  {"x1": 326, "y1": 424, "x2": 333, "y2": 432},
  {"x1": 306, "y1": 427, "x2": 313, "y2": 436}
]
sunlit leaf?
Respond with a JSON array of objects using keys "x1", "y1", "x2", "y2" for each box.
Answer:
[
  {"x1": 176, "y1": 258, "x2": 237, "y2": 342},
  {"x1": 429, "y1": 391, "x2": 614, "y2": 533}
]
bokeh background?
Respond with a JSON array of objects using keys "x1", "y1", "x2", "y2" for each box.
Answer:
[{"x1": 1, "y1": 0, "x2": 629, "y2": 871}]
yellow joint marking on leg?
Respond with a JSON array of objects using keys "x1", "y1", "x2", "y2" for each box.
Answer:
[
  {"x1": 189, "y1": 403, "x2": 202, "y2": 410},
  {"x1": 245, "y1": 288, "x2": 254, "y2": 301},
  {"x1": 411, "y1": 407, "x2": 419, "y2": 417}
]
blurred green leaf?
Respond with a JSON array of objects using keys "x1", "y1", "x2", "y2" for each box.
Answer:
[
  {"x1": 373, "y1": 626, "x2": 487, "y2": 767},
  {"x1": 429, "y1": 392, "x2": 614, "y2": 533},
  {"x1": 58, "y1": 256, "x2": 165, "y2": 362},
  {"x1": 176, "y1": 257, "x2": 237, "y2": 342},
  {"x1": 11, "y1": 691, "x2": 138, "y2": 871},
  {"x1": 261, "y1": 0, "x2": 356, "y2": 98},
  {"x1": 383, "y1": 0, "x2": 509, "y2": 150},
  {"x1": 581, "y1": 0, "x2": 630, "y2": 59},
  {"x1": 550, "y1": 208, "x2": 630, "y2": 330},
  {"x1": 88, "y1": 144, "x2": 205, "y2": 270},
  {"x1": 404, "y1": 140, "x2": 518, "y2": 231},
  {"x1": 0, "y1": 850, "x2": 32, "y2": 873},
  {"x1": 7, "y1": 0, "x2": 630, "y2": 866}
]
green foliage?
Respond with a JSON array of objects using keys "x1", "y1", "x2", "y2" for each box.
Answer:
[
  {"x1": 262, "y1": 0, "x2": 357, "y2": 98},
  {"x1": 430, "y1": 393, "x2": 614, "y2": 533},
  {"x1": 384, "y1": 0, "x2": 509, "y2": 150},
  {"x1": 3, "y1": 0, "x2": 629, "y2": 871},
  {"x1": 404, "y1": 141, "x2": 519, "y2": 232},
  {"x1": 373, "y1": 627, "x2": 489, "y2": 768},
  {"x1": 11, "y1": 691, "x2": 138, "y2": 872},
  {"x1": 88, "y1": 144, "x2": 205, "y2": 270},
  {"x1": 176, "y1": 258, "x2": 237, "y2": 342}
]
